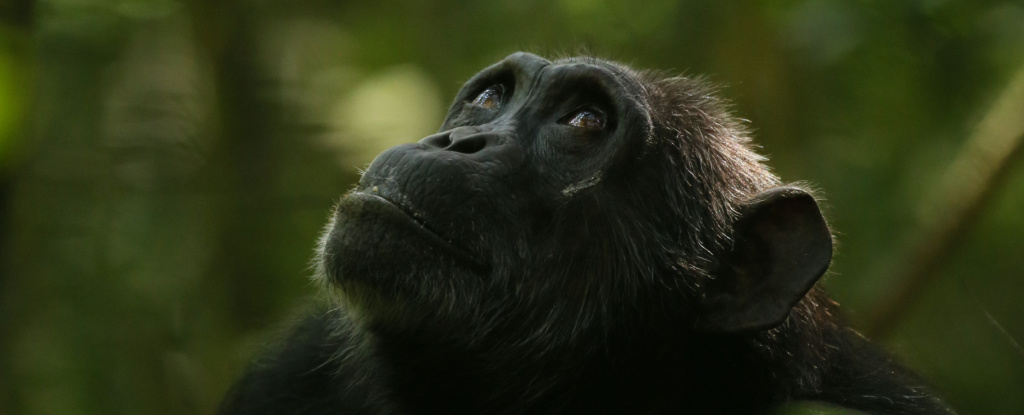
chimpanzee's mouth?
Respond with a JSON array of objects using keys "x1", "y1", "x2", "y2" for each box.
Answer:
[{"x1": 350, "y1": 190, "x2": 486, "y2": 271}]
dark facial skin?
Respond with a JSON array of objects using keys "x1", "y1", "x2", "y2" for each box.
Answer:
[{"x1": 224, "y1": 53, "x2": 956, "y2": 415}]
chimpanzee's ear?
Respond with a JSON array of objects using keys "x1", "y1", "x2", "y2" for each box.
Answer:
[{"x1": 697, "y1": 187, "x2": 833, "y2": 333}]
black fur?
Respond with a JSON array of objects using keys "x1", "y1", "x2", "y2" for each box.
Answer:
[{"x1": 219, "y1": 53, "x2": 955, "y2": 415}]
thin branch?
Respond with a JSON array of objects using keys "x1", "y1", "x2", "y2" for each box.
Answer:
[{"x1": 866, "y1": 63, "x2": 1024, "y2": 338}]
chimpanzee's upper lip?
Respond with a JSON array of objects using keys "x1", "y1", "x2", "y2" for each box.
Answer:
[
  {"x1": 359, "y1": 191, "x2": 430, "y2": 231},
  {"x1": 351, "y1": 190, "x2": 486, "y2": 270}
]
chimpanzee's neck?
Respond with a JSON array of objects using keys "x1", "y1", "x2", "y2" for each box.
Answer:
[{"x1": 353, "y1": 289, "x2": 950, "y2": 415}]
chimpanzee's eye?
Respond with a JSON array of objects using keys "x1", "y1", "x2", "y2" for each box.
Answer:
[
  {"x1": 562, "y1": 108, "x2": 606, "y2": 130},
  {"x1": 470, "y1": 85, "x2": 505, "y2": 110}
]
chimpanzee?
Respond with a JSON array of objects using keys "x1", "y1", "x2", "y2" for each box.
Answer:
[{"x1": 218, "y1": 52, "x2": 955, "y2": 415}]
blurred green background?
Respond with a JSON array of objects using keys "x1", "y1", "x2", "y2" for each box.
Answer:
[{"x1": 1, "y1": 0, "x2": 1023, "y2": 414}]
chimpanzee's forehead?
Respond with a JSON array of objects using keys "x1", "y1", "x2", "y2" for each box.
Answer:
[
  {"x1": 487, "y1": 52, "x2": 648, "y2": 98},
  {"x1": 496, "y1": 52, "x2": 629, "y2": 72}
]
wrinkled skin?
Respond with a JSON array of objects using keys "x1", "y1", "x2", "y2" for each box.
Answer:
[{"x1": 220, "y1": 53, "x2": 956, "y2": 415}]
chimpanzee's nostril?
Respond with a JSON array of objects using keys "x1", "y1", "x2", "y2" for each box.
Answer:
[
  {"x1": 420, "y1": 129, "x2": 491, "y2": 154},
  {"x1": 447, "y1": 135, "x2": 487, "y2": 154}
]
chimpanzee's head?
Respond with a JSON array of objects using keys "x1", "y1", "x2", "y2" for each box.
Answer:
[{"x1": 319, "y1": 52, "x2": 831, "y2": 344}]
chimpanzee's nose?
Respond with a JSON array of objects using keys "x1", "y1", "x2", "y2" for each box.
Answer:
[{"x1": 419, "y1": 126, "x2": 494, "y2": 155}]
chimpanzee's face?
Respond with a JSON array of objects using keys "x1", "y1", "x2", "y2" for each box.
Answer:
[{"x1": 319, "y1": 53, "x2": 663, "y2": 324}]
